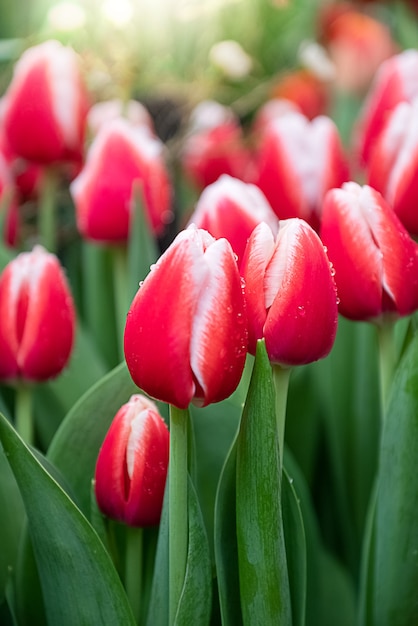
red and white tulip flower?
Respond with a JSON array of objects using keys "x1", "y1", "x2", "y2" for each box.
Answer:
[
  {"x1": 124, "y1": 224, "x2": 248, "y2": 409},
  {"x1": 188, "y1": 174, "x2": 279, "y2": 265},
  {"x1": 241, "y1": 219, "x2": 338, "y2": 366},
  {"x1": 2, "y1": 40, "x2": 89, "y2": 165},
  {"x1": 321, "y1": 182, "x2": 418, "y2": 321},
  {"x1": 254, "y1": 111, "x2": 349, "y2": 231},
  {"x1": 0, "y1": 245, "x2": 75, "y2": 381},
  {"x1": 95, "y1": 394, "x2": 169, "y2": 527},
  {"x1": 70, "y1": 118, "x2": 172, "y2": 243}
]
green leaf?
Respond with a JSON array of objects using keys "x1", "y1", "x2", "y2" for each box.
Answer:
[
  {"x1": 175, "y1": 477, "x2": 212, "y2": 626},
  {"x1": 236, "y1": 340, "x2": 291, "y2": 625},
  {"x1": 128, "y1": 183, "x2": 160, "y2": 303},
  {"x1": 214, "y1": 433, "x2": 242, "y2": 626},
  {"x1": 47, "y1": 361, "x2": 140, "y2": 516},
  {"x1": 0, "y1": 413, "x2": 136, "y2": 626},
  {"x1": 364, "y1": 332, "x2": 418, "y2": 625},
  {"x1": 282, "y1": 468, "x2": 306, "y2": 626},
  {"x1": 146, "y1": 485, "x2": 169, "y2": 626},
  {"x1": 0, "y1": 446, "x2": 25, "y2": 602}
]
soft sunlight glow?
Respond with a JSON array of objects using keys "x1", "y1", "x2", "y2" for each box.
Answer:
[
  {"x1": 47, "y1": 1, "x2": 86, "y2": 31},
  {"x1": 102, "y1": 0, "x2": 134, "y2": 26}
]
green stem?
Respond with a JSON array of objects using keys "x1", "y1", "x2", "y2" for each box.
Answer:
[
  {"x1": 39, "y1": 167, "x2": 59, "y2": 252},
  {"x1": 111, "y1": 245, "x2": 129, "y2": 362},
  {"x1": 15, "y1": 383, "x2": 33, "y2": 445},
  {"x1": 376, "y1": 317, "x2": 397, "y2": 418},
  {"x1": 168, "y1": 404, "x2": 189, "y2": 625},
  {"x1": 272, "y1": 364, "x2": 292, "y2": 473},
  {"x1": 125, "y1": 526, "x2": 143, "y2": 625}
]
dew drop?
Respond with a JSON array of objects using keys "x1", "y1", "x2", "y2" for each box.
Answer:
[{"x1": 297, "y1": 305, "x2": 306, "y2": 317}]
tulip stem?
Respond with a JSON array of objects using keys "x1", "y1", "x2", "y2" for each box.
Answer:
[
  {"x1": 15, "y1": 383, "x2": 33, "y2": 446},
  {"x1": 125, "y1": 525, "x2": 143, "y2": 624},
  {"x1": 111, "y1": 245, "x2": 129, "y2": 362},
  {"x1": 168, "y1": 405, "x2": 189, "y2": 625},
  {"x1": 272, "y1": 364, "x2": 292, "y2": 473},
  {"x1": 39, "y1": 166, "x2": 58, "y2": 253},
  {"x1": 376, "y1": 317, "x2": 397, "y2": 418}
]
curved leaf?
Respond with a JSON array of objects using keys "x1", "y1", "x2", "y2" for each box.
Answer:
[{"x1": 0, "y1": 412, "x2": 136, "y2": 626}]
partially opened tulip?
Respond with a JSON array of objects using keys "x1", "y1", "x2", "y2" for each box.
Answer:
[
  {"x1": 321, "y1": 182, "x2": 418, "y2": 322},
  {"x1": 2, "y1": 40, "x2": 89, "y2": 165},
  {"x1": 367, "y1": 98, "x2": 418, "y2": 236},
  {"x1": 254, "y1": 111, "x2": 349, "y2": 230},
  {"x1": 95, "y1": 394, "x2": 169, "y2": 527},
  {"x1": 181, "y1": 100, "x2": 252, "y2": 190},
  {"x1": 70, "y1": 117, "x2": 172, "y2": 243},
  {"x1": 188, "y1": 174, "x2": 279, "y2": 265},
  {"x1": 242, "y1": 219, "x2": 338, "y2": 367},
  {"x1": 0, "y1": 245, "x2": 75, "y2": 443},
  {"x1": 321, "y1": 182, "x2": 418, "y2": 407},
  {"x1": 354, "y1": 49, "x2": 418, "y2": 167},
  {"x1": 124, "y1": 223, "x2": 247, "y2": 409}
]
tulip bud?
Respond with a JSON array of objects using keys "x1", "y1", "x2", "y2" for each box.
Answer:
[
  {"x1": 70, "y1": 118, "x2": 173, "y2": 243},
  {"x1": 367, "y1": 98, "x2": 418, "y2": 236},
  {"x1": 188, "y1": 174, "x2": 279, "y2": 265},
  {"x1": 0, "y1": 245, "x2": 75, "y2": 381},
  {"x1": 94, "y1": 394, "x2": 169, "y2": 527},
  {"x1": 124, "y1": 224, "x2": 248, "y2": 409},
  {"x1": 254, "y1": 111, "x2": 349, "y2": 230},
  {"x1": 354, "y1": 49, "x2": 418, "y2": 167},
  {"x1": 241, "y1": 219, "x2": 338, "y2": 366},
  {"x1": 2, "y1": 40, "x2": 89, "y2": 165},
  {"x1": 320, "y1": 182, "x2": 418, "y2": 321},
  {"x1": 181, "y1": 100, "x2": 252, "y2": 190}
]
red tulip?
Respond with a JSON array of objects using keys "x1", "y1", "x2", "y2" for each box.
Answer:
[
  {"x1": 354, "y1": 49, "x2": 418, "y2": 167},
  {"x1": 70, "y1": 118, "x2": 173, "y2": 243},
  {"x1": 320, "y1": 182, "x2": 418, "y2": 321},
  {"x1": 181, "y1": 100, "x2": 252, "y2": 190},
  {"x1": 188, "y1": 174, "x2": 279, "y2": 265},
  {"x1": 2, "y1": 40, "x2": 89, "y2": 165},
  {"x1": 124, "y1": 224, "x2": 248, "y2": 409},
  {"x1": 254, "y1": 111, "x2": 349, "y2": 231},
  {"x1": 0, "y1": 245, "x2": 75, "y2": 381},
  {"x1": 270, "y1": 69, "x2": 329, "y2": 120},
  {"x1": 367, "y1": 98, "x2": 418, "y2": 236},
  {"x1": 241, "y1": 219, "x2": 338, "y2": 366},
  {"x1": 95, "y1": 394, "x2": 169, "y2": 527}
]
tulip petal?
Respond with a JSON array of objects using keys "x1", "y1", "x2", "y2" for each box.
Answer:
[
  {"x1": 190, "y1": 238, "x2": 247, "y2": 406},
  {"x1": 321, "y1": 184, "x2": 383, "y2": 320},
  {"x1": 124, "y1": 228, "x2": 207, "y2": 408},
  {"x1": 241, "y1": 222, "x2": 276, "y2": 354},
  {"x1": 264, "y1": 219, "x2": 338, "y2": 365}
]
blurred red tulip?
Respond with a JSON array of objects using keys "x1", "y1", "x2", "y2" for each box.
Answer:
[
  {"x1": 254, "y1": 111, "x2": 349, "y2": 230},
  {"x1": 188, "y1": 174, "x2": 278, "y2": 265},
  {"x1": 124, "y1": 224, "x2": 248, "y2": 409},
  {"x1": 322, "y1": 8, "x2": 395, "y2": 94},
  {"x1": 321, "y1": 182, "x2": 418, "y2": 321},
  {"x1": 270, "y1": 69, "x2": 329, "y2": 120},
  {"x1": 70, "y1": 118, "x2": 173, "y2": 243},
  {"x1": 181, "y1": 100, "x2": 252, "y2": 190},
  {"x1": 0, "y1": 245, "x2": 75, "y2": 381},
  {"x1": 2, "y1": 40, "x2": 89, "y2": 165},
  {"x1": 95, "y1": 394, "x2": 169, "y2": 527},
  {"x1": 354, "y1": 49, "x2": 418, "y2": 167},
  {"x1": 367, "y1": 98, "x2": 418, "y2": 236},
  {"x1": 241, "y1": 219, "x2": 338, "y2": 366}
]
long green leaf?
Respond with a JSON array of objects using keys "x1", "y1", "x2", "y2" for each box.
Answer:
[
  {"x1": 0, "y1": 412, "x2": 136, "y2": 626},
  {"x1": 175, "y1": 477, "x2": 212, "y2": 625},
  {"x1": 366, "y1": 332, "x2": 418, "y2": 625},
  {"x1": 214, "y1": 433, "x2": 242, "y2": 626},
  {"x1": 236, "y1": 340, "x2": 291, "y2": 625},
  {"x1": 282, "y1": 468, "x2": 306, "y2": 626}
]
